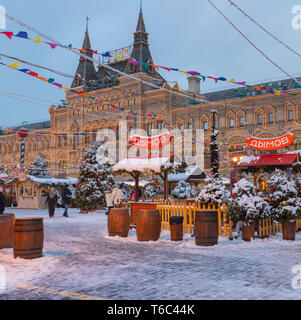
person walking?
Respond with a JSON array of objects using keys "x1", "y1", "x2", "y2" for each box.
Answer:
[
  {"x1": 62, "y1": 186, "x2": 72, "y2": 217},
  {"x1": 45, "y1": 187, "x2": 58, "y2": 218},
  {"x1": 105, "y1": 187, "x2": 114, "y2": 215},
  {"x1": 0, "y1": 188, "x2": 6, "y2": 214},
  {"x1": 112, "y1": 184, "x2": 124, "y2": 207}
]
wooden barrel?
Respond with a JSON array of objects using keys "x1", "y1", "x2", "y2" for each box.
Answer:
[
  {"x1": 14, "y1": 218, "x2": 44, "y2": 259},
  {"x1": 242, "y1": 223, "x2": 255, "y2": 242},
  {"x1": 130, "y1": 202, "x2": 157, "y2": 225},
  {"x1": 108, "y1": 208, "x2": 130, "y2": 237},
  {"x1": 136, "y1": 209, "x2": 161, "y2": 242},
  {"x1": 169, "y1": 216, "x2": 184, "y2": 241},
  {"x1": 194, "y1": 210, "x2": 218, "y2": 246},
  {"x1": 282, "y1": 220, "x2": 296, "y2": 241},
  {"x1": 0, "y1": 213, "x2": 15, "y2": 249}
]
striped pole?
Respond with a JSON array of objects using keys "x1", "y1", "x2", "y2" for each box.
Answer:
[{"x1": 20, "y1": 139, "x2": 25, "y2": 165}]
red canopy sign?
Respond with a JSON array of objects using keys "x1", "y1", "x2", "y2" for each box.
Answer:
[
  {"x1": 129, "y1": 132, "x2": 172, "y2": 150},
  {"x1": 246, "y1": 133, "x2": 295, "y2": 151}
]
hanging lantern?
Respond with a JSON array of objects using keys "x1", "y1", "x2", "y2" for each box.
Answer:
[{"x1": 17, "y1": 129, "x2": 28, "y2": 139}]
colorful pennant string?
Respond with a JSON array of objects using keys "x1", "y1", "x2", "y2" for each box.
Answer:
[
  {"x1": 0, "y1": 58, "x2": 174, "y2": 128},
  {"x1": 1, "y1": 30, "x2": 301, "y2": 98}
]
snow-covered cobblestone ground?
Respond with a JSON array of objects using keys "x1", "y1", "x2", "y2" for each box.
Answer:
[{"x1": 1, "y1": 208, "x2": 301, "y2": 300}]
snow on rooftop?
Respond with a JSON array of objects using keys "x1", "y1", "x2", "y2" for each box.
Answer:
[
  {"x1": 124, "y1": 180, "x2": 150, "y2": 187},
  {"x1": 287, "y1": 149, "x2": 301, "y2": 155},
  {"x1": 237, "y1": 155, "x2": 260, "y2": 166},
  {"x1": 113, "y1": 157, "x2": 171, "y2": 173},
  {"x1": 27, "y1": 175, "x2": 78, "y2": 185},
  {"x1": 168, "y1": 165, "x2": 205, "y2": 182}
]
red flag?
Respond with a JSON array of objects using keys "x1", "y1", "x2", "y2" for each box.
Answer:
[{"x1": 1, "y1": 32, "x2": 14, "y2": 39}]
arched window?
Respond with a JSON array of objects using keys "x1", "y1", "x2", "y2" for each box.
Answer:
[
  {"x1": 239, "y1": 116, "x2": 244, "y2": 127},
  {"x1": 268, "y1": 112, "x2": 274, "y2": 124},
  {"x1": 229, "y1": 118, "x2": 235, "y2": 128},
  {"x1": 188, "y1": 123, "x2": 193, "y2": 131},
  {"x1": 147, "y1": 123, "x2": 152, "y2": 136},
  {"x1": 179, "y1": 124, "x2": 184, "y2": 133},
  {"x1": 257, "y1": 114, "x2": 263, "y2": 125},
  {"x1": 288, "y1": 110, "x2": 294, "y2": 122},
  {"x1": 203, "y1": 121, "x2": 208, "y2": 131}
]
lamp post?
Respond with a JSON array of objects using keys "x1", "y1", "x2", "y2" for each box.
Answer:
[
  {"x1": 230, "y1": 155, "x2": 244, "y2": 194},
  {"x1": 230, "y1": 156, "x2": 239, "y2": 194},
  {"x1": 210, "y1": 110, "x2": 219, "y2": 179}
]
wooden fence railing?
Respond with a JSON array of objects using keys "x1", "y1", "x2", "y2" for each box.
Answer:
[
  {"x1": 156, "y1": 201, "x2": 233, "y2": 238},
  {"x1": 122, "y1": 200, "x2": 301, "y2": 239}
]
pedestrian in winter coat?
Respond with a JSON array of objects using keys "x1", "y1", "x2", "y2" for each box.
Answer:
[
  {"x1": 45, "y1": 187, "x2": 58, "y2": 218},
  {"x1": 112, "y1": 184, "x2": 124, "y2": 206},
  {"x1": 105, "y1": 187, "x2": 114, "y2": 215},
  {"x1": 62, "y1": 186, "x2": 72, "y2": 217},
  {"x1": 0, "y1": 188, "x2": 6, "y2": 214}
]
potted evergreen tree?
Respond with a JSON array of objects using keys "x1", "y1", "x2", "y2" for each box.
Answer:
[
  {"x1": 268, "y1": 169, "x2": 299, "y2": 240},
  {"x1": 197, "y1": 177, "x2": 229, "y2": 206},
  {"x1": 226, "y1": 178, "x2": 269, "y2": 241},
  {"x1": 172, "y1": 180, "x2": 196, "y2": 200}
]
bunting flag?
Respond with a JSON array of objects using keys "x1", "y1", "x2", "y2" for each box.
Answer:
[
  {"x1": 1, "y1": 29, "x2": 301, "y2": 98},
  {"x1": 0, "y1": 58, "x2": 174, "y2": 128}
]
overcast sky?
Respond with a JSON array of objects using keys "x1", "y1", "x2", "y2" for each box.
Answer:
[{"x1": 1, "y1": 0, "x2": 301, "y2": 127}]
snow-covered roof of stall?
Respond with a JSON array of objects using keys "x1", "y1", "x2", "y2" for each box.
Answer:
[
  {"x1": 124, "y1": 180, "x2": 150, "y2": 187},
  {"x1": 237, "y1": 154, "x2": 297, "y2": 167},
  {"x1": 27, "y1": 175, "x2": 78, "y2": 185},
  {"x1": 0, "y1": 173, "x2": 15, "y2": 184},
  {"x1": 113, "y1": 157, "x2": 171, "y2": 173},
  {"x1": 168, "y1": 166, "x2": 206, "y2": 182}
]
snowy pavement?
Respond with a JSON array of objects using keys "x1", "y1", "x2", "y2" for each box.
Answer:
[{"x1": 1, "y1": 208, "x2": 301, "y2": 300}]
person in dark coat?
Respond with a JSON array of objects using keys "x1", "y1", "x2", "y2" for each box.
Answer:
[
  {"x1": 45, "y1": 187, "x2": 58, "y2": 218},
  {"x1": 0, "y1": 188, "x2": 6, "y2": 214},
  {"x1": 62, "y1": 186, "x2": 72, "y2": 217}
]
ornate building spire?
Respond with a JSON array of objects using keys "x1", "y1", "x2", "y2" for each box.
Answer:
[
  {"x1": 71, "y1": 26, "x2": 97, "y2": 88},
  {"x1": 125, "y1": 7, "x2": 163, "y2": 81}
]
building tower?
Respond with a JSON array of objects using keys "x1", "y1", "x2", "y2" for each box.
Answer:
[{"x1": 71, "y1": 24, "x2": 97, "y2": 89}]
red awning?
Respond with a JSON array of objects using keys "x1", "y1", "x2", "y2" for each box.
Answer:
[{"x1": 237, "y1": 153, "x2": 297, "y2": 167}]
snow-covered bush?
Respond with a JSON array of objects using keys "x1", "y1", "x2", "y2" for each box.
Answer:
[
  {"x1": 197, "y1": 177, "x2": 229, "y2": 205},
  {"x1": 75, "y1": 142, "x2": 114, "y2": 211},
  {"x1": 172, "y1": 180, "x2": 195, "y2": 199},
  {"x1": 226, "y1": 178, "x2": 269, "y2": 225},
  {"x1": 268, "y1": 169, "x2": 299, "y2": 222},
  {"x1": 144, "y1": 184, "x2": 157, "y2": 199}
]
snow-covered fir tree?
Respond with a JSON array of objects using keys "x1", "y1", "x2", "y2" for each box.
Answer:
[
  {"x1": 210, "y1": 128, "x2": 219, "y2": 179},
  {"x1": 268, "y1": 169, "x2": 299, "y2": 222},
  {"x1": 28, "y1": 155, "x2": 49, "y2": 177},
  {"x1": 227, "y1": 178, "x2": 269, "y2": 225},
  {"x1": 295, "y1": 178, "x2": 301, "y2": 216},
  {"x1": 144, "y1": 184, "x2": 157, "y2": 199},
  {"x1": 172, "y1": 180, "x2": 195, "y2": 199},
  {"x1": 75, "y1": 142, "x2": 114, "y2": 211},
  {"x1": 197, "y1": 177, "x2": 229, "y2": 205}
]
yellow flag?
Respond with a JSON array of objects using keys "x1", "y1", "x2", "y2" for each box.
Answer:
[
  {"x1": 32, "y1": 36, "x2": 43, "y2": 43},
  {"x1": 8, "y1": 63, "x2": 20, "y2": 69}
]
